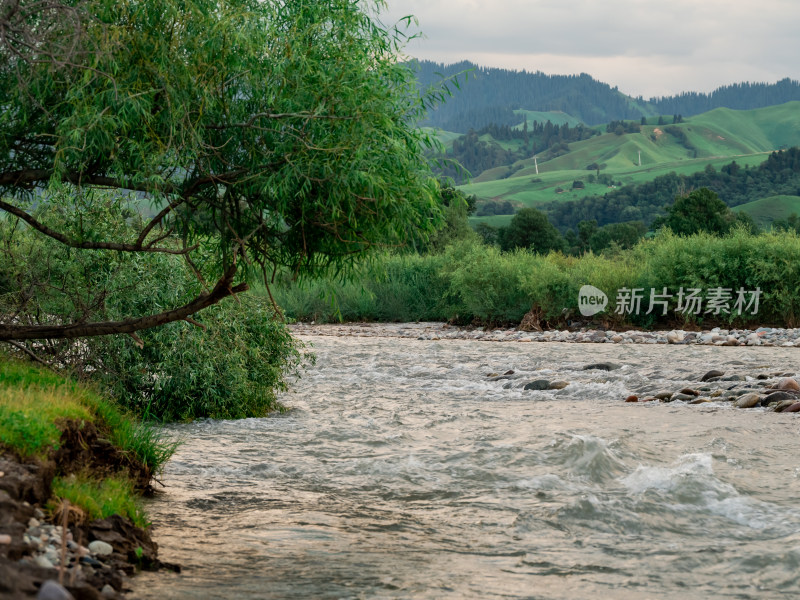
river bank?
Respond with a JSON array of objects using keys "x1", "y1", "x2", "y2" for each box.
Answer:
[
  {"x1": 0, "y1": 360, "x2": 177, "y2": 599},
  {"x1": 290, "y1": 321, "x2": 800, "y2": 346}
]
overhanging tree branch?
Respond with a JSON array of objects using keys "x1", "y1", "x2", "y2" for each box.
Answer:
[
  {"x1": 0, "y1": 265, "x2": 248, "y2": 340},
  {"x1": 0, "y1": 198, "x2": 197, "y2": 254}
]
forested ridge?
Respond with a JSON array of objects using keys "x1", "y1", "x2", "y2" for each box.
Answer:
[{"x1": 414, "y1": 60, "x2": 800, "y2": 131}]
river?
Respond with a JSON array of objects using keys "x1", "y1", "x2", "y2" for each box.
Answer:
[{"x1": 132, "y1": 329, "x2": 800, "y2": 599}]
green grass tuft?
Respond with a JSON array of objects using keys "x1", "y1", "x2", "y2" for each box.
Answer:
[{"x1": 49, "y1": 474, "x2": 148, "y2": 529}]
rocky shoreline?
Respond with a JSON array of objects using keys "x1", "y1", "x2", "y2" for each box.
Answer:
[
  {"x1": 290, "y1": 321, "x2": 800, "y2": 346},
  {"x1": 0, "y1": 424, "x2": 177, "y2": 600},
  {"x1": 480, "y1": 362, "x2": 800, "y2": 413}
]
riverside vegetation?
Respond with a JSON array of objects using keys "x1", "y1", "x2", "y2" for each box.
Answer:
[{"x1": 274, "y1": 227, "x2": 800, "y2": 329}]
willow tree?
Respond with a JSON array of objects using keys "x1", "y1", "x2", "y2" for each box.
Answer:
[{"x1": 0, "y1": 0, "x2": 442, "y2": 341}]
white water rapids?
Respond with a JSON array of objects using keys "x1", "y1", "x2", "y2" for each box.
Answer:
[{"x1": 132, "y1": 330, "x2": 800, "y2": 599}]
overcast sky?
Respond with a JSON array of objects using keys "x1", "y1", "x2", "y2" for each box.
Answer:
[{"x1": 378, "y1": 0, "x2": 800, "y2": 98}]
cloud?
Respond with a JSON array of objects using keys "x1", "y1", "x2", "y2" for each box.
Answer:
[{"x1": 380, "y1": 0, "x2": 800, "y2": 97}]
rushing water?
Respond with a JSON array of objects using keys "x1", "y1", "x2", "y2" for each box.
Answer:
[{"x1": 133, "y1": 331, "x2": 800, "y2": 599}]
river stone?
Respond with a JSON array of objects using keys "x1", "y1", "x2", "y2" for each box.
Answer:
[
  {"x1": 625, "y1": 395, "x2": 638, "y2": 402},
  {"x1": 88, "y1": 540, "x2": 113, "y2": 556},
  {"x1": 701, "y1": 369, "x2": 725, "y2": 382},
  {"x1": 761, "y1": 391, "x2": 800, "y2": 406},
  {"x1": 548, "y1": 381, "x2": 569, "y2": 390},
  {"x1": 503, "y1": 370, "x2": 515, "y2": 375},
  {"x1": 33, "y1": 555, "x2": 55, "y2": 569},
  {"x1": 679, "y1": 388, "x2": 700, "y2": 396},
  {"x1": 781, "y1": 402, "x2": 800, "y2": 413},
  {"x1": 735, "y1": 393, "x2": 761, "y2": 408},
  {"x1": 775, "y1": 378, "x2": 800, "y2": 392},
  {"x1": 770, "y1": 400, "x2": 796, "y2": 412},
  {"x1": 773, "y1": 400, "x2": 798, "y2": 412},
  {"x1": 688, "y1": 398, "x2": 712, "y2": 404},
  {"x1": 654, "y1": 391, "x2": 673, "y2": 400},
  {"x1": 666, "y1": 330, "x2": 685, "y2": 344},
  {"x1": 36, "y1": 580, "x2": 74, "y2": 600},
  {"x1": 523, "y1": 380, "x2": 550, "y2": 391},
  {"x1": 722, "y1": 375, "x2": 747, "y2": 382},
  {"x1": 672, "y1": 393, "x2": 696, "y2": 402},
  {"x1": 582, "y1": 362, "x2": 621, "y2": 371}
]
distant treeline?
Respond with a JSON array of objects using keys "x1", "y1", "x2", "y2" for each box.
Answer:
[
  {"x1": 414, "y1": 60, "x2": 800, "y2": 131},
  {"x1": 648, "y1": 79, "x2": 800, "y2": 116},
  {"x1": 542, "y1": 148, "x2": 800, "y2": 232}
]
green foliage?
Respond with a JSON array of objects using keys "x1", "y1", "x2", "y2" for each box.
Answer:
[
  {"x1": 97, "y1": 296, "x2": 304, "y2": 421},
  {"x1": 1, "y1": 0, "x2": 445, "y2": 341},
  {"x1": 443, "y1": 244, "x2": 534, "y2": 324},
  {"x1": 588, "y1": 221, "x2": 647, "y2": 253},
  {"x1": 635, "y1": 228, "x2": 800, "y2": 327},
  {"x1": 773, "y1": 212, "x2": 800, "y2": 232},
  {"x1": 50, "y1": 474, "x2": 147, "y2": 528},
  {"x1": 474, "y1": 222, "x2": 500, "y2": 246},
  {"x1": 421, "y1": 183, "x2": 480, "y2": 252},
  {"x1": 272, "y1": 253, "x2": 457, "y2": 323},
  {"x1": 654, "y1": 188, "x2": 736, "y2": 235},
  {"x1": 499, "y1": 208, "x2": 564, "y2": 253}
]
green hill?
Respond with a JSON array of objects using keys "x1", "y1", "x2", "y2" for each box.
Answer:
[
  {"x1": 733, "y1": 195, "x2": 800, "y2": 228},
  {"x1": 461, "y1": 102, "x2": 800, "y2": 220}
]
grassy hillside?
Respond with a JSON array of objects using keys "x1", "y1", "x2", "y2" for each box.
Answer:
[
  {"x1": 734, "y1": 195, "x2": 800, "y2": 227},
  {"x1": 466, "y1": 154, "x2": 769, "y2": 210},
  {"x1": 463, "y1": 102, "x2": 800, "y2": 222}
]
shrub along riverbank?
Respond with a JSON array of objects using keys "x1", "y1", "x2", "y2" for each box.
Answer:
[
  {"x1": 0, "y1": 358, "x2": 178, "y2": 597},
  {"x1": 273, "y1": 228, "x2": 800, "y2": 329}
]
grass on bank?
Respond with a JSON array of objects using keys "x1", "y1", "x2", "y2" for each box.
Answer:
[
  {"x1": 48, "y1": 474, "x2": 149, "y2": 529},
  {"x1": 0, "y1": 357, "x2": 177, "y2": 526}
]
